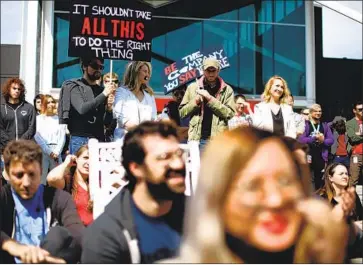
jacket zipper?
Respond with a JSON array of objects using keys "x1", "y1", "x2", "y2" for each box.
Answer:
[{"x1": 13, "y1": 104, "x2": 22, "y2": 140}]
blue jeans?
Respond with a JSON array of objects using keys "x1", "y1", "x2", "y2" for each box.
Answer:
[
  {"x1": 333, "y1": 155, "x2": 350, "y2": 170},
  {"x1": 69, "y1": 136, "x2": 89, "y2": 155},
  {"x1": 199, "y1": 139, "x2": 209, "y2": 154},
  {"x1": 0, "y1": 157, "x2": 4, "y2": 171}
]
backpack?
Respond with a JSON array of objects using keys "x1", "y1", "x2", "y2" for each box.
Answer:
[{"x1": 58, "y1": 78, "x2": 88, "y2": 125}]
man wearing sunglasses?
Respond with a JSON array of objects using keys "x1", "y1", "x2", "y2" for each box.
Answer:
[
  {"x1": 347, "y1": 101, "x2": 363, "y2": 186},
  {"x1": 59, "y1": 57, "x2": 116, "y2": 154}
]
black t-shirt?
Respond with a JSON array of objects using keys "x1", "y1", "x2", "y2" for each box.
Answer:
[
  {"x1": 6, "y1": 102, "x2": 22, "y2": 110},
  {"x1": 201, "y1": 80, "x2": 220, "y2": 140},
  {"x1": 271, "y1": 108, "x2": 285, "y2": 136}
]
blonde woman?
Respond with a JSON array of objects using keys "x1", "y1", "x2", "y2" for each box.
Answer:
[
  {"x1": 171, "y1": 127, "x2": 347, "y2": 263},
  {"x1": 113, "y1": 61, "x2": 157, "y2": 142},
  {"x1": 253, "y1": 76, "x2": 296, "y2": 138},
  {"x1": 34, "y1": 94, "x2": 66, "y2": 184}
]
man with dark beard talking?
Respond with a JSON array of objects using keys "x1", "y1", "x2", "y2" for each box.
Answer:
[
  {"x1": 59, "y1": 57, "x2": 116, "y2": 154},
  {"x1": 81, "y1": 121, "x2": 186, "y2": 264}
]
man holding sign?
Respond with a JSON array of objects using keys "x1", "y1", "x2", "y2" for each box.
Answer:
[
  {"x1": 59, "y1": 57, "x2": 116, "y2": 154},
  {"x1": 179, "y1": 58, "x2": 235, "y2": 152}
]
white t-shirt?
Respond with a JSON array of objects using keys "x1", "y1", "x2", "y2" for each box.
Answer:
[
  {"x1": 113, "y1": 87, "x2": 157, "y2": 141},
  {"x1": 34, "y1": 114, "x2": 67, "y2": 155}
]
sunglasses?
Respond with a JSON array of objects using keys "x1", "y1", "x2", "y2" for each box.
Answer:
[
  {"x1": 104, "y1": 79, "x2": 119, "y2": 84},
  {"x1": 356, "y1": 108, "x2": 363, "y2": 112},
  {"x1": 302, "y1": 112, "x2": 309, "y2": 115},
  {"x1": 89, "y1": 62, "x2": 104, "y2": 71}
]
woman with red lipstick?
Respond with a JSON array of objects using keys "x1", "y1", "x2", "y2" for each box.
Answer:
[
  {"x1": 317, "y1": 163, "x2": 363, "y2": 222},
  {"x1": 169, "y1": 127, "x2": 347, "y2": 263}
]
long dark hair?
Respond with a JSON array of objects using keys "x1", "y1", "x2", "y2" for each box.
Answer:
[
  {"x1": 316, "y1": 163, "x2": 350, "y2": 202},
  {"x1": 66, "y1": 145, "x2": 93, "y2": 212}
]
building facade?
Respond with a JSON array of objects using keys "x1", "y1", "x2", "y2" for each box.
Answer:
[{"x1": 20, "y1": 0, "x2": 316, "y2": 109}]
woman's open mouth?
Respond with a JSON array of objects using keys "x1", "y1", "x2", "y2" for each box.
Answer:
[{"x1": 261, "y1": 214, "x2": 289, "y2": 234}]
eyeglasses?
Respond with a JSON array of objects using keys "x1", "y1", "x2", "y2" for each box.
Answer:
[
  {"x1": 104, "y1": 79, "x2": 119, "y2": 84},
  {"x1": 154, "y1": 148, "x2": 186, "y2": 162},
  {"x1": 89, "y1": 62, "x2": 104, "y2": 71}
]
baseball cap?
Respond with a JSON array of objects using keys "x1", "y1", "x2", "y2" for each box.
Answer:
[{"x1": 203, "y1": 58, "x2": 220, "y2": 70}]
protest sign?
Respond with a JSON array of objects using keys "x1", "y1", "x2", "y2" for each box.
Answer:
[
  {"x1": 68, "y1": 0, "x2": 152, "y2": 61},
  {"x1": 163, "y1": 47, "x2": 230, "y2": 94}
]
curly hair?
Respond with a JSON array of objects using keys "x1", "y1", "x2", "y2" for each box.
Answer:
[{"x1": 1, "y1": 77, "x2": 26, "y2": 102}]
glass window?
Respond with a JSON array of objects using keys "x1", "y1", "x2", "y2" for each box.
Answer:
[
  {"x1": 203, "y1": 11, "x2": 238, "y2": 90},
  {"x1": 239, "y1": 5, "x2": 256, "y2": 94},
  {"x1": 52, "y1": 0, "x2": 306, "y2": 98}
]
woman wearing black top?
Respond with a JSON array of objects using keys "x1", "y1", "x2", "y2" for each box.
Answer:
[{"x1": 317, "y1": 163, "x2": 363, "y2": 223}]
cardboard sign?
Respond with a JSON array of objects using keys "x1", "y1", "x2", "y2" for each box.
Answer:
[
  {"x1": 68, "y1": 0, "x2": 153, "y2": 61},
  {"x1": 163, "y1": 47, "x2": 230, "y2": 94}
]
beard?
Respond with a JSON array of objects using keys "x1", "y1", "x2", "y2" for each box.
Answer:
[
  {"x1": 146, "y1": 167, "x2": 186, "y2": 201},
  {"x1": 87, "y1": 70, "x2": 101, "y2": 81}
]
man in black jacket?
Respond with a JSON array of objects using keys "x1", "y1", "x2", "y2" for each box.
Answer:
[
  {"x1": 0, "y1": 78, "x2": 36, "y2": 166},
  {"x1": 0, "y1": 140, "x2": 84, "y2": 263},
  {"x1": 82, "y1": 121, "x2": 186, "y2": 263},
  {"x1": 58, "y1": 57, "x2": 116, "y2": 154}
]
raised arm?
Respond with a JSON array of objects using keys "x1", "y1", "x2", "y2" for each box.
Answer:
[{"x1": 47, "y1": 155, "x2": 76, "y2": 190}]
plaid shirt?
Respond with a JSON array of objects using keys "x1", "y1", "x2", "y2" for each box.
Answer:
[{"x1": 228, "y1": 114, "x2": 253, "y2": 130}]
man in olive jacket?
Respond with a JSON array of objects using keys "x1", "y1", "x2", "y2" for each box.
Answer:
[{"x1": 179, "y1": 58, "x2": 235, "y2": 151}]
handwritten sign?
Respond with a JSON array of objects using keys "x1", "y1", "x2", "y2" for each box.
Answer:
[
  {"x1": 163, "y1": 47, "x2": 230, "y2": 94},
  {"x1": 68, "y1": 0, "x2": 153, "y2": 61}
]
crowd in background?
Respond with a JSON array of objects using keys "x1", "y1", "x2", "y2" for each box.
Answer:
[{"x1": 0, "y1": 56, "x2": 362, "y2": 263}]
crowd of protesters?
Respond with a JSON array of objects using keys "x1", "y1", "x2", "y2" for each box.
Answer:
[{"x1": 0, "y1": 56, "x2": 362, "y2": 263}]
